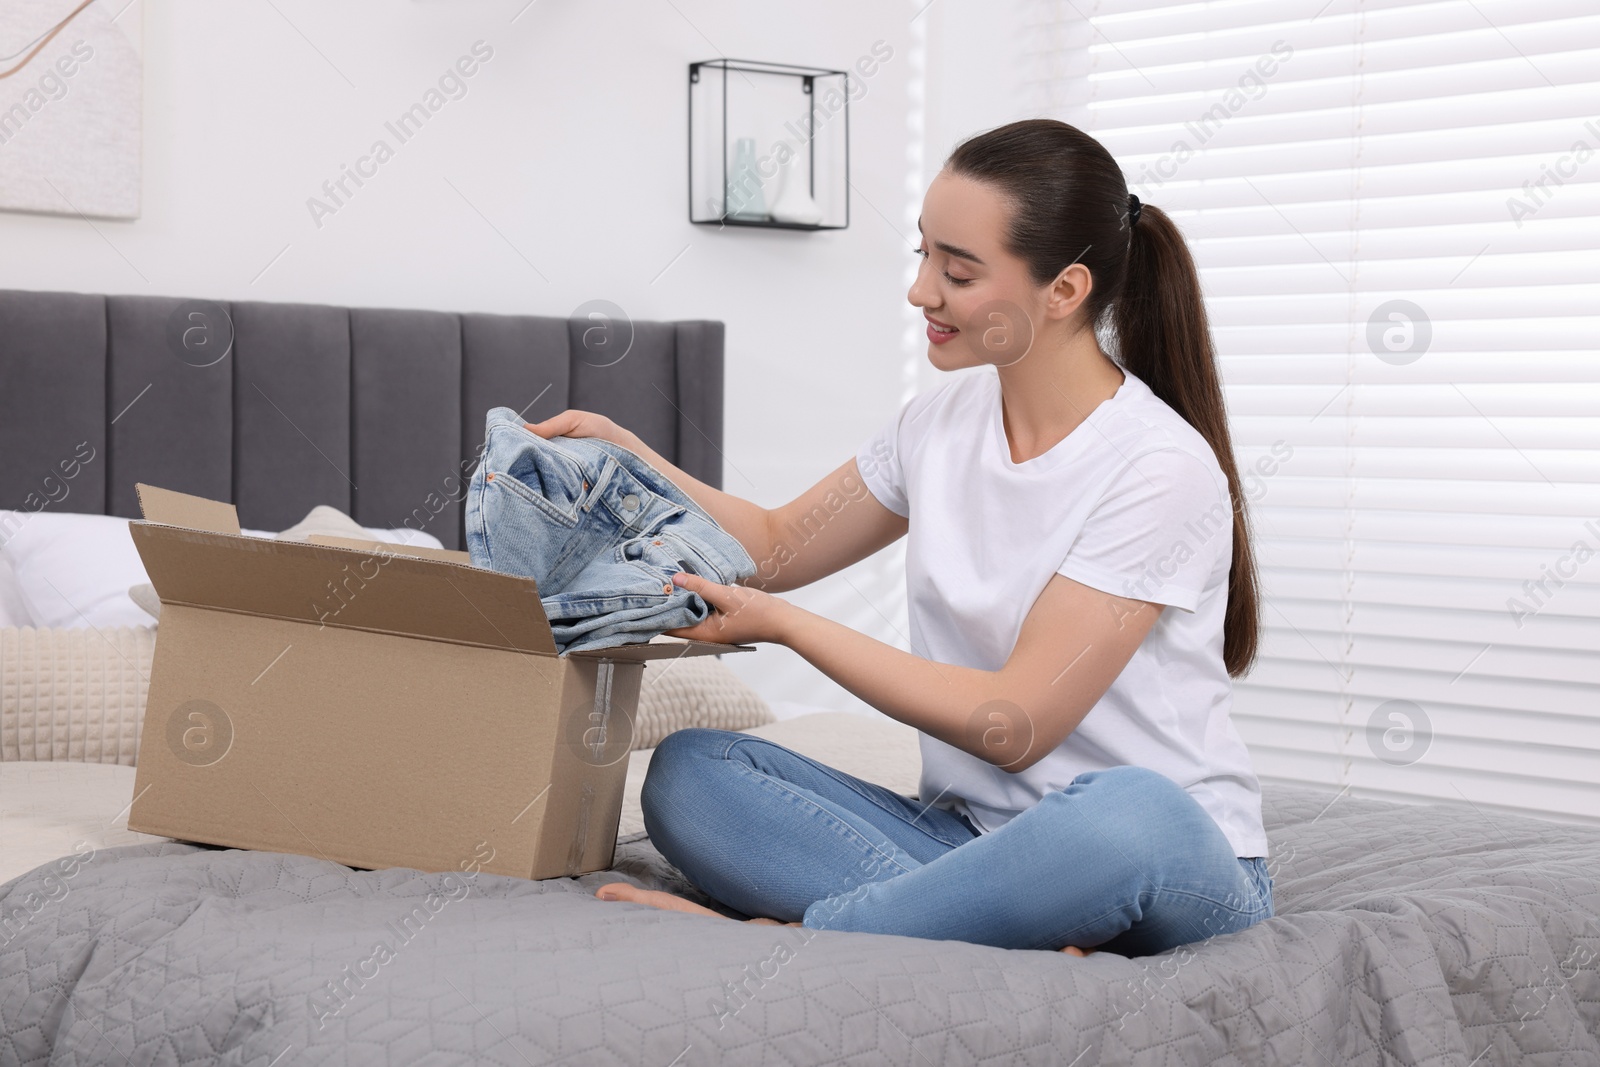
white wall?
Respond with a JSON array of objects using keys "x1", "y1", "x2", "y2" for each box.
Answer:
[
  {"x1": 922, "y1": 0, "x2": 1032, "y2": 168},
  {"x1": 0, "y1": 0, "x2": 1024, "y2": 714}
]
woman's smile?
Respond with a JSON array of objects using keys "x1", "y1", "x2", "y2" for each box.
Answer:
[{"x1": 925, "y1": 313, "x2": 960, "y2": 345}]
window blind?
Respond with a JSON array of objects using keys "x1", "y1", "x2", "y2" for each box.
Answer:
[{"x1": 1026, "y1": 0, "x2": 1600, "y2": 823}]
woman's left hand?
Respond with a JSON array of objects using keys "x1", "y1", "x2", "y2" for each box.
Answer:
[{"x1": 666, "y1": 571, "x2": 794, "y2": 646}]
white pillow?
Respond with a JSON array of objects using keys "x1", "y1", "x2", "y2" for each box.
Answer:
[
  {"x1": 0, "y1": 508, "x2": 443, "y2": 631},
  {"x1": 0, "y1": 512, "x2": 230, "y2": 630},
  {"x1": 274, "y1": 504, "x2": 444, "y2": 549}
]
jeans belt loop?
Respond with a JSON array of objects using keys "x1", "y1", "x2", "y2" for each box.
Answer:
[{"x1": 583, "y1": 457, "x2": 617, "y2": 513}]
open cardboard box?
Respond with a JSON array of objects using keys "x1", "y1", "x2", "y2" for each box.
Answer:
[{"x1": 125, "y1": 484, "x2": 748, "y2": 880}]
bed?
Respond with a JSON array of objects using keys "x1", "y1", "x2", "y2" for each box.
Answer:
[{"x1": 3, "y1": 288, "x2": 1599, "y2": 1065}]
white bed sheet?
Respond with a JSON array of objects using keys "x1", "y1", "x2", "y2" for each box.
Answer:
[{"x1": 0, "y1": 761, "x2": 167, "y2": 884}]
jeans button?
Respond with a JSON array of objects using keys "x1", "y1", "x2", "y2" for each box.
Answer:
[{"x1": 622, "y1": 493, "x2": 639, "y2": 511}]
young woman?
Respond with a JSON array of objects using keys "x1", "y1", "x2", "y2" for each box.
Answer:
[{"x1": 533, "y1": 119, "x2": 1272, "y2": 956}]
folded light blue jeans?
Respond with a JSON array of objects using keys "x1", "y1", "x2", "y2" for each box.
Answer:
[
  {"x1": 643, "y1": 728, "x2": 1274, "y2": 955},
  {"x1": 465, "y1": 408, "x2": 756, "y2": 653}
]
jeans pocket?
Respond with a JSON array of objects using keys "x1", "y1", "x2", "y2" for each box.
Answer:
[
  {"x1": 491, "y1": 426, "x2": 588, "y2": 520},
  {"x1": 489, "y1": 472, "x2": 581, "y2": 527}
]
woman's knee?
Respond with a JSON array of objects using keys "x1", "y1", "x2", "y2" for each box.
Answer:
[
  {"x1": 640, "y1": 728, "x2": 745, "y2": 823},
  {"x1": 1068, "y1": 764, "x2": 1183, "y2": 804},
  {"x1": 648, "y1": 725, "x2": 728, "y2": 764},
  {"x1": 1050, "y1": 765, "x2": 1215, "y2": 840}
]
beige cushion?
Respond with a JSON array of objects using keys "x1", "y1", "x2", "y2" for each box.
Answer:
[
  {"x1": 0, "y1": 626, "x2": 153, "y2": 765},
  {"x1": 631, "y1": 655, "x2": 773, "y2": 749}
]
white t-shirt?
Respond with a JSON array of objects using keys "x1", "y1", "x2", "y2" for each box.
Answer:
[{"x1": 855, "y1": 365, "x2": 1268, "y2": 857}]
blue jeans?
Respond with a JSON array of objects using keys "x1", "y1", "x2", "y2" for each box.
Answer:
[
  {"x1": 465, "y1": 407, "x2": 755, "y2": 653},
  {"x1": 643, "y1": 728, "x2": 1274, "y2": 954}
]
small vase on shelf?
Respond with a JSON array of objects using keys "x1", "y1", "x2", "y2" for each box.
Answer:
[
  {"x1": 769, "y1": 150, "x2": 823, "y2": 226},
  {"x1": 725, "y1": 137, "x2": 769, "y2": 221}
]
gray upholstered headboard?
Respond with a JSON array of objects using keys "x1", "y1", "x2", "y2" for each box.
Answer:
[{"x1": 0, "y1": 289, "x2": 725, "y2": 550}]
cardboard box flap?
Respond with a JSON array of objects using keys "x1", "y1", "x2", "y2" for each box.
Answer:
[
  {"x1": 136, "y1": 483, "x2": 241, "y2": 535},
  {"x1": 306, "y1": 534, "x2": 472, "y2": 564},
  {"x1": 130, "y1": 522, "x2": 557, "y2": 654},
  {"x1": 567, "y1": 637, "x2": 753, "y2": 662}
]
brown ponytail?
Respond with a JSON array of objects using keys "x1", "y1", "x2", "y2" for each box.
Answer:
[{"x1": 947, "y1": 119, "x2": 1260, "y2": 677}]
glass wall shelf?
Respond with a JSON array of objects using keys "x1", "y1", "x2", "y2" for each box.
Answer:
[{"x1": 688, "y1": 59, "x2": 850, "y2": 231}]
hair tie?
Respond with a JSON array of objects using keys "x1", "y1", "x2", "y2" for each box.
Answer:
[{"x1": 1127, "y1": 193, "x2": 1142, "y2": 227}]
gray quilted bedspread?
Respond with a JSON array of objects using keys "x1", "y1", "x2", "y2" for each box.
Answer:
[{"x1": 3, "y1": 783, "x2": 1599, "y2": 1066}]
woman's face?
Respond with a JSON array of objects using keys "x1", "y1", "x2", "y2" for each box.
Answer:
[{"x1": 908, "y1": 170, "x2": 1046, "y2": 371}]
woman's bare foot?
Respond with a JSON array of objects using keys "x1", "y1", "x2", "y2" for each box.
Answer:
[
  {"x1": 1061, "y1": 945, "x2": 1093, "y2": 956},
  {"x1": 595, "y1": 882, "x2": 801, "y2": 926}
]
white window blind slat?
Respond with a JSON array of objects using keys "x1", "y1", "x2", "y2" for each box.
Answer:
[
  {"x1": 1087, "y1": 0, "x2": 1593, "y2": 39},
  {"x1": 1247, "y1": 476, "x2": 1599, "y2": 515},
  {"x1": 1258, "y1": 506, "x2": 1600, "y2": 545},
  {"x1": 1134, "y1": 178, "x2": 1600, "y2": 221},
  {"x1": 1241, "y1": 447, "x2": 1600, "y2": 479},
  {"x1": 1224, "y1": 356, "x2": 1600, "y2": 382},
  {"x1": 1204, "y1": 266, "x2": 1600, "y2": 297},
  {"x1": 1233, "y1": 418, "x2": 1600, "y2": 450},
  {"x1": 1031, "y1": 0, "x2": 1600, "y2": 821},
  {"x1": 1204, "y1": 288, "x2": 1600, "y2": 324},
  {"x1": 1226, "y1": 385, "x2": 1600, "y2": 418},
  {"x1": 1258, "y1": 586, "x2": 1589, "y2": 634},
  {"x1": 1102, "y1": 13, "x2": 1600, "y2": 56},
  {"x1": 1089, "y1": 63, "x2": 1600, "y2": 133}
]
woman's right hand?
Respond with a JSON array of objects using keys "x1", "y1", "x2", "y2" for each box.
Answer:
[{"x1": 525, "y1": 409, "x2": 643, "y2": 453}]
